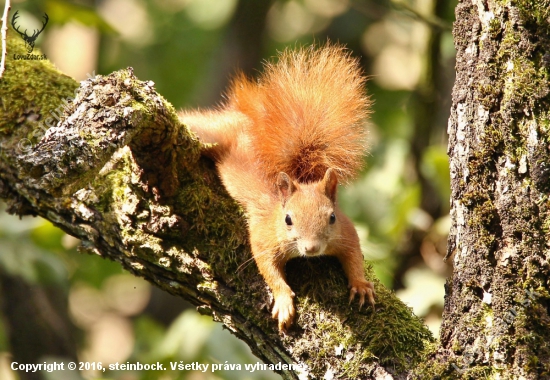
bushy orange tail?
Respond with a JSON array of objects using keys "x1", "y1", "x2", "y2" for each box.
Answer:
[{"x1": 227, "y1": 44, "x2": 371, "y2": 184}]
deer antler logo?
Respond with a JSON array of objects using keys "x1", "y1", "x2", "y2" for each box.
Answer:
[{"x1": 11, "y1": 10, "x2": 49, "y2": 53}]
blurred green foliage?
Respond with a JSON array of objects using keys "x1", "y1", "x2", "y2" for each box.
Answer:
[
  {"x1": 0, "y1": 211, "x2": 67, "y2": 286},
  {"x1": 45, "y1": 0, "x2": 117, "y2": 32}
]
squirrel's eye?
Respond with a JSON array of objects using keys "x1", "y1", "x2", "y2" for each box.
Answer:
[
  {"x1": 285, "y1": 214, "x2": 293, "y2": 226},
  {"x1": 329, "y1": 212, "x2": 336, "y2": 224}
]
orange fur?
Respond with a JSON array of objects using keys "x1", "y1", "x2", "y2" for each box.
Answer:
[
  {"x1": 179, "y1": 44, "x2": 374, "y2": 332},
  {"x1": 227, "y1": 44, "x2": 371, "y2": 183}
]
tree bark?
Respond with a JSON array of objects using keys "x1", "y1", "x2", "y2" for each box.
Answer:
[
  {"x1": 415, "y1": 0, "x2": 550, "y2": 378},
  {"x1": 0, "y1": 35, "x2": 432, "y2": 379}
]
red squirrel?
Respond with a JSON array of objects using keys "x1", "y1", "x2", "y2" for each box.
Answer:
[{"x1": 179, "y1": 44, "x2": 375, "y2": 332}]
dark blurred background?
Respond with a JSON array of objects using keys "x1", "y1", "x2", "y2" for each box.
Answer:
[{"x1": 0, "y1": 0, "x2": 457, "y2": 378}]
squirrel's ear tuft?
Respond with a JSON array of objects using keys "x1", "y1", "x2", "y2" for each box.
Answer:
[
  {"x1": 322, "y1": 168, "x2": 338, "y2": 203},
  {"x1": 277, "y1": 172, "x2": 294, "y2": 205}
]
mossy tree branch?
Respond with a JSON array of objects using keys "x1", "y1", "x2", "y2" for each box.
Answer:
[{"x1": 0, "y1": 35, "x2": 431, "y2": 379}]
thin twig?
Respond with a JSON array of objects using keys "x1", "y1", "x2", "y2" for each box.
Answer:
[
  {"x1": 0, "y1": 0, "x2": 11, "y2": 79},
  {"x1": 349, "y1": 0, "x2": 451, "y2": 31},
  {"x1": 390, "y1": 0, "x2": 451, "y2": 31}
]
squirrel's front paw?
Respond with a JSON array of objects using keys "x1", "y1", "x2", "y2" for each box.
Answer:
[
  {"x1": 349, "y1": 280, "x2": 375, "y2": 310},
  {"x1": 272, "y1": 291, "x2": 295, "y2": 332}
]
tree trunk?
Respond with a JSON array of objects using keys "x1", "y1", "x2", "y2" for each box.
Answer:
[
  {"x1": 0, "y1": 35, "x2": 432, "y2": 379},
  {"x1": 415, "y1": 0, "x2": 550, "y2": 378},
  {"x1": 0, "y1": 267, "x2": 79, "y2": 380}
]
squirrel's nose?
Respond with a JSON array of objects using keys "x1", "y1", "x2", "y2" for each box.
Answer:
[{"x1": 304, "y1": 242, "x2": 320, "y2": 255}]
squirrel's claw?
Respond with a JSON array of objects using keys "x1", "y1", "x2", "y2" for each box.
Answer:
[
  {"x1": 349, "y1": 280, "x2": 375, "y2": 311},
  {"x1": 272, "y1": 291, "x2": 295, "y2": 333},
  {"x1": 349, "y1": 287, "x2": 357, "y2": 305}
]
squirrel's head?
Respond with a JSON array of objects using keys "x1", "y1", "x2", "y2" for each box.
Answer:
[{"x1": 276, "y1": 168, "x2": 339, "y2": 257}]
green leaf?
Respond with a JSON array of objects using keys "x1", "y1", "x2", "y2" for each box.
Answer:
[
  {"x1": 30, "y1": 221, "x2": 65, "y2": 251},
  {"x1": 45, "y1": 0, "x2": 117, "y2": 34},
  {"x1": 0, "y1": 238, "x2": 67, "y2": 285}
]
